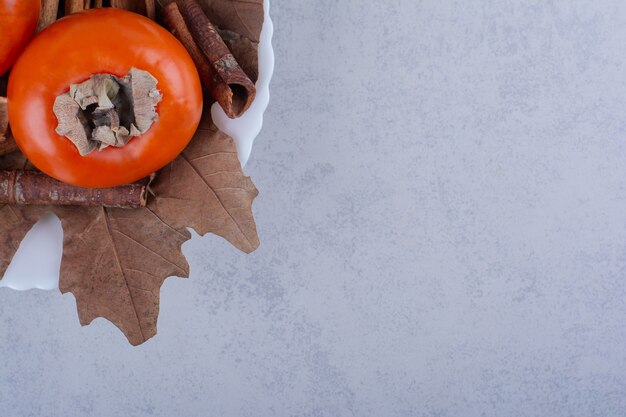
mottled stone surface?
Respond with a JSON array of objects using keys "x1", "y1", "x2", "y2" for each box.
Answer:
[{"x1": 2, "y1": 1, "x2": 626, "y2": 416}]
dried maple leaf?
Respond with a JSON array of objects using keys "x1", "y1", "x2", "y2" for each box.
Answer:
[
  {"x1": 151, "y1": 112, "x2": 260, "y2": 253},
  {"x1": 46, "y1": 113, "x2": 259, "y2": 345},
  {"x1": 53, "y1": 205, "x2": 191, "y2": 345},
  {"x1": 199, "y1": 0, "x2": 264, "y2": 43},
  {"x1": 0, "y1": 152, "x2": 48, "y2": 277},
  {"x1": 52, "y1": 114, "x2": 259, "y2": 344},
  {"x1": 0, "y1": 205, "x2": 47, "y2": 276}
]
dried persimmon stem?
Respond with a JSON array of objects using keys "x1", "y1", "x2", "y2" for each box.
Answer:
[{"x1": 54, "y1": 69, "x2": 162, "y2": 156}]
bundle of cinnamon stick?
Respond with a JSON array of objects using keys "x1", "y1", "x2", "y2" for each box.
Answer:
[
  {"x1": 38, "y1": 0, "x2": 157, "y2": 31},
  {"x1": 163, "y1": 0, "x2": 256, "y2": 118},
  {"x1": 0, "y1": 0, "x2": 257, "y2": 209}
]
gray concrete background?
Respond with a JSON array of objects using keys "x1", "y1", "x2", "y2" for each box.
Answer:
[{"x1": 2, "y1": 1, "x2": 626, "y2": 416}]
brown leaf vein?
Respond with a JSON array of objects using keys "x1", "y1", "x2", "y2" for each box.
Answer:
[{"x1": 180, "y1": 152, "x2": 256, "y2": 248}]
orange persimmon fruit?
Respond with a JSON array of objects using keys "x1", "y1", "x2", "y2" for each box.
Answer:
[
  {"x1": 8, "y1": 8, "x2": 203, "y2": 188},
  {"x1": 0, "y1": 0, "x2": 40, "y2": 76}
]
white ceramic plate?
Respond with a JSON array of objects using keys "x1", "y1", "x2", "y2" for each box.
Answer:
[{"x1": 0, "y1": 1, "x2": 274, "y2": 291}]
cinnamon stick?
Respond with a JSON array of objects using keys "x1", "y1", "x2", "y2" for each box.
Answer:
[
  {"x1": 0, "y1": 97, "x2": 8, "y2": 142},
  {"x1": 162, "y1": 3, "x2": 231, "y2": 109},
  {"x1": 37, "y1": 0, "x2": 60, "y2": 32},
  {"x1": 1, "y1": 96, "x2": 21, "y2": 156},
  {"x1": 110, "y1": 0, "x2": 147, "y2": 14},
  {"x1": 0, "y1": 75, "x2": 7, "y2": 97},
  {"x1": 0, "y1": 170, "x2": 149, "y2": 208},
  {"x1": 145, "y1": 0, "x2": 156, "y2": 20},
  {"x1": 174, "y1": 0, "x2": 256, "y2": 118},
  {"x1": 0, "y1": 135, "x2": 19, "y2": 156},
  {"x1": 65, "y1": 0, "x2": 89, "y2": 14}
]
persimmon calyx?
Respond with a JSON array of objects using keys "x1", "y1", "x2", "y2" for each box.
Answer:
[{"x1": 53, "y1": 68, "x2": 162, "y2": 156}]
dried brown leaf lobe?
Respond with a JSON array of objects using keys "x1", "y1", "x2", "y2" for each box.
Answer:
[{"x1": 54, "y1": 205, "x2": 191, "y2": 345}]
